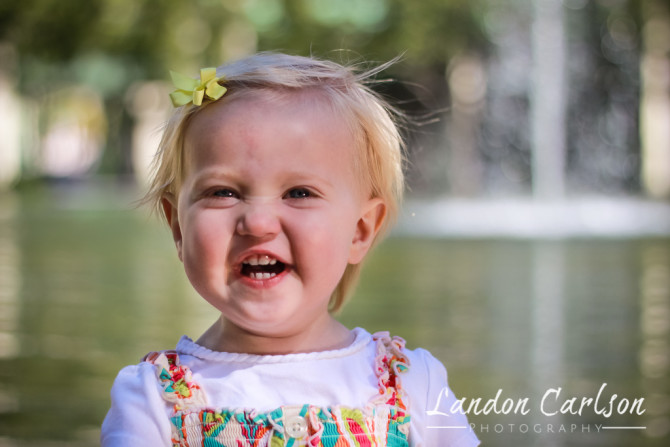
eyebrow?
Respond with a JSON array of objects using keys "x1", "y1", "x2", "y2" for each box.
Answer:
[{"x1": 189, "y1": 167, "x2": 241, "y2": 185}]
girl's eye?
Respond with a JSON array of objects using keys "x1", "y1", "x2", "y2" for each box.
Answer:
[
  {"x1": 285, "y1": 188, "x2": 312, "y2": 199},
  {"x1": 211, "y1": 189, "x2": 238, "y2": 198}
]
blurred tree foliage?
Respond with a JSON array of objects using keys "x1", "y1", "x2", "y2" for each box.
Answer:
[{"x1": 0, "y1": 0, "x2": 487, "y2": 96}]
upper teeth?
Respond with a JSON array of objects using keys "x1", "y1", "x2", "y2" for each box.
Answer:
[{"x1": 243, "y1": 255, "x2": 277, "y2": 266}]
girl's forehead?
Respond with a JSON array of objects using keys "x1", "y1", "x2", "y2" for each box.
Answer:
[
  {"x1": 183, "y1": 91, "x2": 355, "y2": 158},
  {"x1": 185, "y1": 90, "x2": 356, "y2": 147}
]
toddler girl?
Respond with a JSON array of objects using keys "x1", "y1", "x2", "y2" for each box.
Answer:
[{"x1": 101, "y1": 52, "x2": 479, "y2": 447}]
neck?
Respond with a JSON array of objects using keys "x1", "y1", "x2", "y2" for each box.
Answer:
[{"x1": 196, "y1": 315, "x2": 354, "y2": 355}]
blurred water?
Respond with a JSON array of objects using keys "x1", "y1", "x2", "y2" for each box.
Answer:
[{"x1": 0, "y1": 183, "x2": 668, "y2": 446}]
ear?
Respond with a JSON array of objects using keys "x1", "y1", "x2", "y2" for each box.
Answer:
[
  {"x1": 161, "y1": 194, "x2": 183, "y2": 262},
  {"x1": 349, "y1": 198, "x2": 387, "y2": 265}
]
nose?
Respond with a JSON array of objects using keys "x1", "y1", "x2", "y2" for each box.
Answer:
[{"x1": 235, "y1": 201, "x2": 281, "y2": 239}]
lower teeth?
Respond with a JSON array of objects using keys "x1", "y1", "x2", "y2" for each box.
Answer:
[{"x1": 250, "y1": 272, "x2": 276, "y2": 280}]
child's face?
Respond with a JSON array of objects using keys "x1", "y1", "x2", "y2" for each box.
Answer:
[{"x1": 163, "y1": 92, "x2": 384, "y2": 339}]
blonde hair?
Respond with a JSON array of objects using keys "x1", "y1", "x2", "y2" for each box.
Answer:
[{"x1": 144, "y1": 52, "x2": 405, "y2": 312}]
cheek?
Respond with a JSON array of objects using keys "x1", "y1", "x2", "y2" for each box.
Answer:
[
  {"x1": 181, "y1": 213, "x2": 234, "y2": 268},
  {"x1": 290, "y1": 210, "x2": 358, "y2": 263}
]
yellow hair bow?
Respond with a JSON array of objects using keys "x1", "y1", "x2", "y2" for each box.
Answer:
[{"x1": 169, "y1": 67, "x2": 227, "y2": 107}]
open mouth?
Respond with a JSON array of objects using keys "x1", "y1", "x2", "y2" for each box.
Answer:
[{"x1": 240, "y1": 254, "x2": 287, "y2": 280}]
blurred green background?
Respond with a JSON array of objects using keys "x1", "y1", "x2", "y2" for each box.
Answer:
[{"x1": 0, "y1": 0, "x2": 669, "y2": 446}]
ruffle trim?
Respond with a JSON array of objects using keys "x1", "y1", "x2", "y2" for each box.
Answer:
[
  {"x1": 174, "y1": 327, "x2": 371, "y2": 364},
  {"x1": 143, "y1": 351, "x2": 208, "y2": 412},
  {"x1": 370, "y1": 332, "x2": 410, "y2": 411}
]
